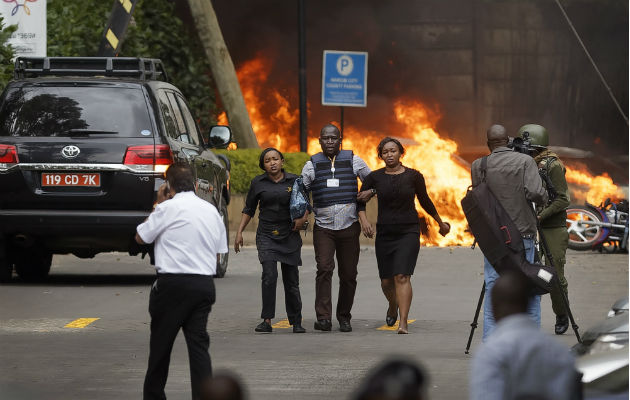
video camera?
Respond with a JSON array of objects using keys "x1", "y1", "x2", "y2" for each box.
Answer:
[{"x1": 507, "y1": 131, "x2": 536, "y2": 156}]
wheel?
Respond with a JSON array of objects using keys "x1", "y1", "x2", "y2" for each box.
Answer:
[
  {"x1": 566, "y1": 206, "x2": 605, "y2": 250},
  {"x1": 14, "y1": 250, "x2": 52, "y2": 281},
  {"x1": 215, "y1": 199, "x2": 229, "y2": 278}
]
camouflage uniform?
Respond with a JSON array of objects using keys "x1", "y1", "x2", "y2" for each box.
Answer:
[{"x1": 535, "y1": 149, "x2": 570, "y2": 317}]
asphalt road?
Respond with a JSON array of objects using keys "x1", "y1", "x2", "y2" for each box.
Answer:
[{"x1": 0, "y1": 245, "x2": 627, "y2": 400}]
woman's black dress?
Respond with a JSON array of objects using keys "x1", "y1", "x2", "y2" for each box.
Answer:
[
  {"x1": 242, "y1": 172, "x2": 302, "y2": 266},
  {"x1": 360, "y1": 167, "x2": 438, "y2": 278}
]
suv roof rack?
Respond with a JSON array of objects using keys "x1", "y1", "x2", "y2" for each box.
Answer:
[{"x1": 13, "y1": 57, "x2": 169, "y2": 81}]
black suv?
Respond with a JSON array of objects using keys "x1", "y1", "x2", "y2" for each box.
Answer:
[{"x1": 0, "y1": 57, "x2": 232, "y2": 281}]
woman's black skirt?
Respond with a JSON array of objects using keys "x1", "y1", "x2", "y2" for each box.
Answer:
[{"x1": 375, "y1": 226, "x2": 420, "y2": 279}]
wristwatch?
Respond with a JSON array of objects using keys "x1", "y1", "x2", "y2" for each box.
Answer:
[{"x1": 371, "y1": 188, "x2": 377, "y2": 196}]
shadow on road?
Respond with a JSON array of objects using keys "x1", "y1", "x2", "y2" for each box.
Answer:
[{"x1": 1, "y1": 274, "x2": 156, "y2": 286}]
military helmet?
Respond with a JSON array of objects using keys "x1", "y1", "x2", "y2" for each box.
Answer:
[{"x1": 518, "y1": 124, "x2": 548, "y2": 148}]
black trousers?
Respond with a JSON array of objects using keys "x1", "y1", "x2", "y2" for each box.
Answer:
[
  {"x1": 261, "y1": 261, "x2": 302, "y2": 325},
  {"x1": 143, "y1": 274, "x2": 215, "y2": 400}
]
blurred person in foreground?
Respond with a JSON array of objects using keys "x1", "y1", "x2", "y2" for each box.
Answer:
[
  {"x1": 353, "y1": 358, "x2": 428, "y2": 400},
  {"x1": 358, "y1": 137, "x2": 450, "y2": 334},
  {"x1": 301, "y1": 123, "x2": 372, "y2": 333},
  {"x1": 469, "y1": 271, "x2": 581, "y2": 400},
  {"x1": 136, "y1": 162, "x2": 228, "y2": 400},
  {"x1": 234, "y1": 148, "x2": 309, "y2": 333},
  {"x1": 470, "y1": 124, "x2": 548, "y2": 340},
  {"x1": 200, "y1": 372, "x2": 245, "y2": 400}
]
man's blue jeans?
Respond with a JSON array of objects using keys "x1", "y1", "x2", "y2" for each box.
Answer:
[{"x1": 482, "y1": 238, "x2": 540, "y2": 340}]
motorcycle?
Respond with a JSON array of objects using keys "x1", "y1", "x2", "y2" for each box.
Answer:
[{"x1": 566, "y1": 198, "x2": 629, "y2": 252}]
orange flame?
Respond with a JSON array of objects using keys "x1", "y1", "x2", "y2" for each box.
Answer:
[
  {"x1": 565, "y1": 168, "x2": 623, "y2": 205},
  {"x1": 228, "y1": 55, "x2": 625, "y2": 245}
]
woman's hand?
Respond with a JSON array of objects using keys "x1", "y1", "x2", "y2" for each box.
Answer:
[
  {"x1": 358, "y1": 211, "x2": 374, "y2": 238},
  {"x1": 438, "y1": 221, "x2": 451, "y2": 237},
  {"x1": 292, "y1": 215, "x2": 309, "y2": 231},
  {"x1": 234, "y1": 231, "x2": 244, "y2": 253},
  {"x1": 356, "y1": 189, "x2": 375, "y2": 203}
]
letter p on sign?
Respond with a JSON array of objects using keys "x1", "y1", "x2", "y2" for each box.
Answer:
[{"x1": 337, "y1": 55, "x2": 353, "y2": 76}]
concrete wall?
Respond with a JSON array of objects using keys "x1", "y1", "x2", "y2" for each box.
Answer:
[{"x1": 388, "y1": 0, "x2": 627, "y2": 153}]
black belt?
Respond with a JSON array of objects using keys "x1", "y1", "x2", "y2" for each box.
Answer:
[{"x1": 522, "y1": 234, "x2": 536, "y2": 239}]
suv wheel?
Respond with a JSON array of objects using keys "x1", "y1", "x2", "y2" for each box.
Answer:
[
  {"x1": 215, "y1": 199, "x2": 229, "y2": 278},
  {"x1": 14, "y1": 250, "x2": 53, "y2": 282}
]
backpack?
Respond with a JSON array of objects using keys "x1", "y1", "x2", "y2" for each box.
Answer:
[{"x1": 461, "y1": 156, "x2": 556, "y2": 294}]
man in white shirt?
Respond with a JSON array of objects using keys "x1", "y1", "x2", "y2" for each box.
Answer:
[{"x1": 136, "y1": 162, "x2": 228, "y2": 400}]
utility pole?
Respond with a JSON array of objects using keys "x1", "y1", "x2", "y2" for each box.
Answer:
[
  {"x1": 298, "y1": 0, "x2": 307, "y2": 152},
  {"x1": 97, "y1": 0, "x2": 139, "y2": 56},
  {"x1": 186, "y1": 0, "x2": 259, "y2": 148}
]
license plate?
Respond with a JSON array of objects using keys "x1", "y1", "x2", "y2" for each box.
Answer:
[{"x1": 42, "y1": 173, "x2": 101, "y2": 187}]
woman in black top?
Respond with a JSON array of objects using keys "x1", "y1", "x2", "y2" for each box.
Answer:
[
  {"x1": 359, "y1": 137, "x2": 450, "y2": 334},
  {"x1": 234, "y1": 148, "x2": 309, "y2": 333}
]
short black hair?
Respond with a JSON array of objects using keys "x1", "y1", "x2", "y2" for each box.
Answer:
[
  {"x1": 258, "y1": 147, "x2": 284, "y2": 170},
  {"x1": 320, "y1": 124, "x2": 341, "y2": 138},
  {"x1": 165, "y1": 162, "x2": 195, "y2": 193},
  {"x1": 377, "y1": 137, "x2": 405, "y2": 159},
  {"x1": 353, "y1": 358, "x2": 428, "y2": 400}
]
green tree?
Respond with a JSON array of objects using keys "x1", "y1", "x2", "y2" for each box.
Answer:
[
  {"x1": 0, "y1": 16, "x2": 16, "y2": 91},
  {"x1": 47, "y1": 0, "x2": 217, "y2": 132}
]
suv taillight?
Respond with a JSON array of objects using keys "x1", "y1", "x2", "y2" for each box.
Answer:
[
  {"x1": 0, "y1": 144, "x2": 19, "y2": 171},
  {"x1": 123, "y1": 145, "x2": 173, "y2": 173}
]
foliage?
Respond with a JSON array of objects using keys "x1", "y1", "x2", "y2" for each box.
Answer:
[
  {"x1": 0, "y1": 17, "x2": 16, "y2": 91},
  {"x1": 216, "y1": 149, "x2": 310, "y2": 194},
  {"x1": 47, "y1": 0, "x2": 217, "y2": 132}
]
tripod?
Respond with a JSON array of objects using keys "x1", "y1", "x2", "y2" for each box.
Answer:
[{"x1": 464, "y1": 224, "x2": 582, "y2": 354}]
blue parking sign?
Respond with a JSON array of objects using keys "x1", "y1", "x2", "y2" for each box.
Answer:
[{"x1": 322, "y1": 50, "x2": 368, "y2": 107}]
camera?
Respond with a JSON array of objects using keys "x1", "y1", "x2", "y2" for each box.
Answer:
[{"x1": 507, "y1": 131, "x2": 535, "y2": 156}]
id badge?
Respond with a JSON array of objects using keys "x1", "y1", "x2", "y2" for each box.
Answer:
[{"x1": 327, "y1": 178, "x2": 340, "y2": 187}]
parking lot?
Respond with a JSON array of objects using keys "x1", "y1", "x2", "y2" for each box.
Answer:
[{"x1": 0, "y1": 246, "x2": 627, "y2": 399}]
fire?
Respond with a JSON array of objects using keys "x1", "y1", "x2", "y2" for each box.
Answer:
[
  {"x1": 565, "y1": 167, "x2": 623, "y2": 205},
  {"x1": 226, "y1": 55, "x2": 625, "y2": 246}
]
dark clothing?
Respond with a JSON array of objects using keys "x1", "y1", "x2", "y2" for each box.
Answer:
[
  {"x1": 361, "y1": 168, "x2": 438, "y2": 226},
  {"x1": 535, "y1": 150, "x2": 571, "y2": 316},
  {"x1": 242, "y1": 171, "x2": 304, "y2": 324},
  {"x1": 243, "y1": 172, "x2": 303, "y2": 266},
  {"x1": 144, "y1": 274, "x2": 215, "y2": 400},
  {"x1": 361, "y1": 168, "x2": 438, "y2": 278},
  {"x1": 310, "y1": 150, "x2": 358, "y2": 208},
  {"x1": 261, "y1": 261, "x2": 302, "y2": 324},
  {"x1": 535, "y1": 150, "x2": 570, "y2": 229},
  {"x1": 375, "y1": 230, "x2": 420, "y2": 278},
  {"x1": 471, "y1": 146, "x2": 547, "y2": 236},
  {"x1": 313, "y1": 222, "x2": 361, "y2": 322}
]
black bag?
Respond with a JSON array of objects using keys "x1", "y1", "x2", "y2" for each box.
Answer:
[{"x1": 461, "y1": 156, "x2": 556, "y2": 295}]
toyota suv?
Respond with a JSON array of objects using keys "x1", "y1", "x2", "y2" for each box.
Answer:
[{"x1": 0, "y1": 57, "x2": 232, "y2": 281}]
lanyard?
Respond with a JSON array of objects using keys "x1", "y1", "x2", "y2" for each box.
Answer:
[{"x1": 329, "y1": 155, "x2": 336, "y2": 178}]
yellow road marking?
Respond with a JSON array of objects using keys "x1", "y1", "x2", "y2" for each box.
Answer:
[
  {"x1": 271, "y1": 319, "x2": 292, "y2": 329},
  {"x1": 377, "y1": 319, "x2": 416, "y2": 331},
  {"x1": 64, "y1": 318, "x2": 100, "y2": 328}
]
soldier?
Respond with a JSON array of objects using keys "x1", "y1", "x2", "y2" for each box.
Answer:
[{"x1": 518, "y1": 124, "x2": 571, "y2": 335}]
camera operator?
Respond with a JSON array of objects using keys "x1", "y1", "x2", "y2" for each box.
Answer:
[
  {"x1": 517, "y1": 124, "x2": 571, "y2": 335},
  {"x1": 471, "y1": 124, "x2": 548, "y2": 340}
]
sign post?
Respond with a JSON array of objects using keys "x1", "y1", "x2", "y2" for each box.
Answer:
[{"x1": 322, "y1": 50, "x2": 367, "y2": 136}]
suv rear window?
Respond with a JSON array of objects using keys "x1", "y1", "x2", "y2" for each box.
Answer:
[{"x1": 0, "y1": 86, "x2": 152, "y2": 137}]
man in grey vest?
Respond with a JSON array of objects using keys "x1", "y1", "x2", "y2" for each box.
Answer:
[{"x1": 301, "y1": 124, "x2": 373, "y2": 332}]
